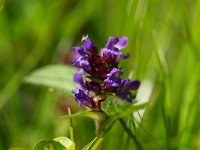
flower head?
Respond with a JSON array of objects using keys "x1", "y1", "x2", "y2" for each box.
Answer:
[{"x1": 71, "y1": 35, "x2": 140, "y2": 110}]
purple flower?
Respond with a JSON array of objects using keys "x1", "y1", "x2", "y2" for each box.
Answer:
[
  {"x1": 73, "y1": 73, "x2": 85, "y2": 89},
  {"x1": 83, "y1": 38, "x2": 98, "y2": 53},
  {"x1": 71, "y1": 46, "x2": 86, "y2": 56},
  {"x1": 102, "y1": 36, "x2": 129, "y2": 63},
  {"x1": 104, "y1": 68, "x2": 123, "y2": 91},
  {"x1": 71, "y1": 36, "x2": 99, "y2": 74},
  {"x1": 71, "y1": 51, "x2": 92, "y2": 74},
  {"x1": 115, "y1": 37, "x2": 128, "y2": 49},
  {"x1": 71, "y1": 35, "x2": 140, "y2": 110},
  {"x1": 117, "y1": 79, "x2": 140, "y2": 102},
  {"x1": 105, "y1": 36, "x2": 119, "y2": 49},
  {"x1": 74, "y1": 89, "x2": 92, "y2": 107}
]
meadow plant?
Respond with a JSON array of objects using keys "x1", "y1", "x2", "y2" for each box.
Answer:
[{"x1": 71, "y1": 36, "x2": 140, "y2": 110}]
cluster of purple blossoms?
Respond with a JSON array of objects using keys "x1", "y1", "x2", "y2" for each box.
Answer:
[{"x1": 71, "y1": 35, "x2": 140, "y2": 110}]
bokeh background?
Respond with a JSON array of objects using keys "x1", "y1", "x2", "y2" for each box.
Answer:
[{"x1": 0, "y1": 0, "x2": 200, "y2": 149}]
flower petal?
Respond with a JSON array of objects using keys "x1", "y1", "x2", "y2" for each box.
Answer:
[
  {"x1": 73, "y1": 73, "x2": 85, "y2": 89},
  {"x1": 115, "y1": 37, "x2": 128, "y2": 49},
  {"x1": 74, "y1": 89, "x2": 91, "y2": 107},
  {"x1": 104, "y1": 68, "x2": 123, "y2": 90},
  {"x1": 72, "y1": 56, "x2": 92, "y2": 74},
  {"x1": 116, "y1": 78, "x2": 139, "y2": 102},
  {"x1": 105, "y1": 36, "x2": 119, "y2": 49},
  {"x1": 83, "y1": 38, "x2": 98, "y2": 53},
  {"x1": 129, "y1": 80, "x2": 140, "y2": 90},
  {"x1": 71, "y1": 46, "x2": 86, "y2": 56}
]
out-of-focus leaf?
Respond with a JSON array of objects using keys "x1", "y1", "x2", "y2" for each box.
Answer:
[
  {"x1": 61, "y1": 109, "x2": 106, "y2": 124},
  {"x1": 101, "y1": 96, "x2": 132, "y2": 116},
  {"x1": 24, "y1": 64, "x2": 76, "y2": 94},
  {"x1": 101, "y1": 95, "x2": 148, "y2": 117},
  {"x1": 82, "y1": 137, "x2": 97, "y2": 150},
  {"x1": 54, "y1": 137, "x2": 75, "y2": 150},
  {"x1": 60, "y1": 109, "x2": 90, "y2": 119},
  {"x1": 33, "y1": 137, "x2": 75, "y2": 150},
  {"x1": 117, "y1": 102, "x2": 149, "y2": 118}
]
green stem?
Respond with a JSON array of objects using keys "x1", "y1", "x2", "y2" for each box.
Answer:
[
  {"x1": 67, "y1": 108, "x2": 74, "y2": 141},
  {"x1": 90, "y1": 116, "x2": 116, "y2": 150},
  {"x1": 90, "y1": 137, "x2": 103, "y2": 150},
  {"x1": 119, "y1": 119, "x2": 144, "y2": 150}
]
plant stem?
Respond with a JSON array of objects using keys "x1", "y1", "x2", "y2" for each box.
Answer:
[
  {"x1": 90, "y1": 137, "x2": 103, "y2": 150},
  {"x1": 68, "y1": 108, "x2": 74, "y2": 141},
  {"x1": 119, "y1": 119, "x2": 144, "y2": 150}
]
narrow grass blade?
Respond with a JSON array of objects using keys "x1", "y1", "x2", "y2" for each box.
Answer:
[{"x1": 82, "y1": 137, "x2": 97, "y2": 150}]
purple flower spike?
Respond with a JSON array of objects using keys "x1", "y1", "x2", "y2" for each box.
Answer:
[{"x1": 71, "y1": 35, "x2": 140, "y2": 110}]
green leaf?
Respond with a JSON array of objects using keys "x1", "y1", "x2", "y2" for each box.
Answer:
[
  {"x1": 60, "y1": 109, "x2": 90, "y2": 119},
  {"x1": 54, "y1": 137, "x2": 75, "y2": 150},
  {"x1": 101, "y1": 96, "x2": 149, "y2": 117},
  {"x1": 33, "y1": 137, "x2": 75, "y2": 150},
  {"x1": 24, "y1": 64, "x2": 76, "y2": 94},
  {"x1": 117, "y1": 102, "x2": 149, "y2": 118},
  {"x1": 82, "y1": 137, "x2": 97, "y2": 150},
  {"x1": 61, "y1": 109, "x2": 106, "y2": 126},
  {"x1": 101, "y1": 96, "x2": 131, "y2": 116},
  {"x1": 119, "y1": 119, "x2": 144, "y2": 150}
]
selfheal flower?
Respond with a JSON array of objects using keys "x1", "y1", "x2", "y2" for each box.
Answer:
[
  {"x1": 101, "y1": 36, "x2": 129, "y2": 63},
  {"x1": 73, "y1": 73, "x2": 85, "y2": 89},
  {"x1": 71, "y1": 35, "x2": 140, "y2": 110},
  {"x1": 104, "y1": 68, "x2": 123, "y2": 91},
  {"x1": 116, "y1": 79, "x2": 140, "y2": 102},
  {"x1": 72, "y1": 56, "x2": 92, "y2": 74},
  {"x1": 115, "y1": 37, "x2": 128, "y2": 49},
  {"x1": 73, "y1": 89, "x2": 92, "y2": 107}
]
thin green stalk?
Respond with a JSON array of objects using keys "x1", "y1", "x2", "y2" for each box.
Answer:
[
  {"x1": 153, "y1": 31, "x2": 171, "y2": 117},
  {"x1": 153, "y1": 31, "x2": 172, "y2": 148},
  {"x1": 161, "y1": 103, "x2": 170, "y2": 150},
  {"x1": 67, "y1": 108, "x2": 74, "y2": 141},
  {"x1": 119, "y1": 119, "x2": 144, "y2": 150},
  {"x1": 90, "y1": 116, "x2": 117, "y2": 150},
  {"x1": 135, "y1": 119, "x2": 162, "y2": 149},
  {"x1": 82, "y1": 137, "x2": 97, "y2": 150},
  {"x1": 90, "y1": 137, "x2": 103, "y2": 150}
]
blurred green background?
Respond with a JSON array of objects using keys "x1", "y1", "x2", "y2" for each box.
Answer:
[{"x1": 0, "y1": 0, "x2": 200, "y2": 149}]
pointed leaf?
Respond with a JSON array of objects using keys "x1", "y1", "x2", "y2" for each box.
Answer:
[
  {"x1": 54, "y1": 137, "x2": 75, "y2": 150},
  {"x1": 82, "y1": 137, "x2": 97, "y2": 150},
  {"x1": 101, "y1": 96, "x2": 129, "y2": 116},
  {"x1": 24, "y1": 65, "x2": 76, "y2": 94},
  {"x1": 60, "y1": 109, "x2": 89, "y2": 119},
  {"x1": 101, "y1": 96, "x2": 148, "y2": 117}
]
